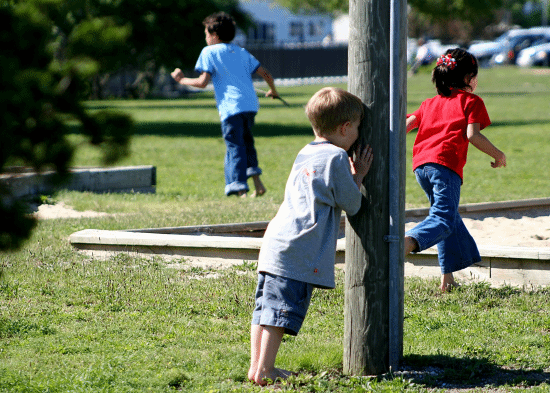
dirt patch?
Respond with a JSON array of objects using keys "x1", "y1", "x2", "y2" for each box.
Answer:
[{"x1": 32, "y1": 202, "x2": 110, "y2": 219}]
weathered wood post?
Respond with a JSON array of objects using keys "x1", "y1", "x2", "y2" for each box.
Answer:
[{"x1": 344, "y1": 0, "x2": 407, "y2": 375}]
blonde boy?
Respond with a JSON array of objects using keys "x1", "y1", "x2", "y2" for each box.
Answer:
[{"x1": 248, "y1": 87, "x2": 374, "y2": 385}]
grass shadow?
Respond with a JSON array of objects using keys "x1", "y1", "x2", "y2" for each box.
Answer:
[
  {"x1": 68, "y1": 122, "x2": 312, "y2": 138},
  {"x1": 135, "y1": 122, "x2": 312, "y2": 137},
  {"x1": 404, "y1": 118, "x2": 550, "y2": 129},
  {"x1": 491, "y1": 119, "x2": 550, "y2": 128},
  {"x1": 480, "y1": 91, "x2": 550, "y2": 97},
  {"x1": 398, "y1": 354, "x2": 550, "y2": 389}
]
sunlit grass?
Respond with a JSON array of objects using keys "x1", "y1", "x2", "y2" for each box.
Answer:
[{"x1": 1, "y1": 66, "x2": 549, "y2": 392}]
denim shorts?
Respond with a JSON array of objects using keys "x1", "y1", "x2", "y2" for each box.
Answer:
[{"x1": 251, "y1": 272, "x2": 314, "y2": 336}]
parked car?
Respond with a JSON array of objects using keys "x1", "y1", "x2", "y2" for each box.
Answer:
[
  {"x1": 469, "y1": 27, "x2": 550, "y2": 67},
  {"x1": 517, "y1": 42, "x2": 550, "y2": 67},
  {"x1": 491, "y1": 28, "x2": 550, "y2": 65},
  {"x1": 408, "y1": 39, "x2": 459, "y2": 68}
]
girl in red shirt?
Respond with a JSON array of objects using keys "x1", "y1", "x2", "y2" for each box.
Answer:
[{"x1": 405, "y1": 48, "x2": 506, "y2": 292}]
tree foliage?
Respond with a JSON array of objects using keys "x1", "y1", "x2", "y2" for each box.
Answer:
[
  {"x1": 25, "y1": 0, "x2": 249, "y2": 97},
  {"x1": 407, "y1": 0, "x2": 505, "y2": 22},
  {"x1": 115, "y1": 0, "x2": 249, "y2": 72},
  {"x1": 274, "y1": 0, "x2": 507, "y2": 19},
  {"x1": 0, "y1": 0, "x2": 250, "y2": 251},
  {"x1": 275, "y1": 0, "x2": 348, "y2": 14},
  {"x1": 273, "y1": 0, "x2": 536, "y2": 43},
  {"x1": 0, "y1": 0, "x2": 133, "y2": 251}
]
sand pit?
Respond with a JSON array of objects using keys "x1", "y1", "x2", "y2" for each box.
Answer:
[
  {"x1": 405, "y1": 206, "x2": 550, "y2": 249},
  {"x1": 44, "y1": 199, "x2": 550, "y2": 248}
]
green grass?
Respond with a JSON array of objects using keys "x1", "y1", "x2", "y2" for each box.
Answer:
[
  {"x1": 1, "y1": 66, "x2": 550, "y2": 392},
  {"x1": 62, "y1": 67, "x2": 550, "y2": 226}
]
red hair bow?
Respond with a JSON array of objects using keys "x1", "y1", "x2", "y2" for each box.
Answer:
[{"x1": 437, "y1": 54, "x2": 457, "y2": 70}]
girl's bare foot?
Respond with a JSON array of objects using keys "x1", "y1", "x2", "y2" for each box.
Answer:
[
  {"x1": 440, "y1": 273, "x2": 459, "y2": 292},
  {"x1": 237, "y1": 190, "x2": 247, "y2": 198},
  {"x1": 404, "y1": 236, "x2": 419, "y2": 255},
  {"x1": 251, "y1": 175, "x2": 266, "y2": 197}
]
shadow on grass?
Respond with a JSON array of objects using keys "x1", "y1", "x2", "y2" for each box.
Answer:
[
  {"x1": 481, "y1": 91, "x2": 550, "y2": 97},
  {"x1": 398, "y1": 354, "x2": 550, "y2": 389},
  {"x1": 84, "y1": 101, "x2": 307, "y2": 111},
  {"x1": 84, "y1": 93, "x2": 308, "y2": 111},
  {"x1": 491, "y1": 119, "x2": 550, "y2": 128},
  {"x1": 404, "y1": 119, "x2": 550, "y2": 130},
  {"x1": 69, "y1": 122, "x2": 312, "y2": 138}
]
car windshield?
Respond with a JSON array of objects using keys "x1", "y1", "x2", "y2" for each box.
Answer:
[{"x1": 495, "y1": 32, "x2": 512, "y2": 43}]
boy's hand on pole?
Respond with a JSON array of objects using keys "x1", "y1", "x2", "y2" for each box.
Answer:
[{"x1": 350, "y1": 144, "x2": 373, "y2": 185}]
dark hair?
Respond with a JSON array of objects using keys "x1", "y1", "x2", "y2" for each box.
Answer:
[
  {"x1": 203, "y1": 12, "x2": 236, "y2": 42},
  {"x1": 432, "y1": 48, "x2": 478, "y2": 96}
]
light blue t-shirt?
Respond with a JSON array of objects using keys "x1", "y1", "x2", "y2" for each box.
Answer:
[
  {"x1": 195, "y1": 43, "x2": 261, "y2": 121},
  {"x1": 258, "y1": 142, "x2": 363, "y2": 289}
]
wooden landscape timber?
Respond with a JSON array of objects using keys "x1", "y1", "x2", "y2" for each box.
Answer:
[
  {"x1": 69, "y1": 198, "x2": 550, "y2": 289},
  {"x1": 0, "y1": 165, "x2": 156, "y2": 197}
]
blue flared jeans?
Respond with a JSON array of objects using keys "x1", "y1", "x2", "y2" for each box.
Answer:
[
  {"x1": 221, "y1": 112, "x2": 262, "y2": 196},
  {"x1": 405, "y1": 163, "x2": 481, "y2": 274}
]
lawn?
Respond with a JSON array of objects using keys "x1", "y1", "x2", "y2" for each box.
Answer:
[{"x1": 1, "y1": 66, "x2": 549, "y2": 392}]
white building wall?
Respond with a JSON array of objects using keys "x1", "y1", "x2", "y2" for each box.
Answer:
[
  {"x1": 239, "y1": 0, "x2": 332, "y2": 45},
  {"x1": 332, "y1": 14, "x2": 349, "y2": 43}
]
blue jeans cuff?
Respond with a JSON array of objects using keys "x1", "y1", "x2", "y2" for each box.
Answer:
[
  {"x1": 246, "y1": 167, "x2": 262, "y2": 177},
  {"x1": 225, "y1": 181, "x2": 249, "y2": 196}
]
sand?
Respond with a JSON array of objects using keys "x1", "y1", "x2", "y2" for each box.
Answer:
[
  {"x1": 405, "y1": 207, "x2": 550, "y2": 248},
  {"x1": 33, "y1": 202, "x2": 110, "y2": 219},
  {"x1": 35, "y1": 202, "x2": 550, "y2": 249}
]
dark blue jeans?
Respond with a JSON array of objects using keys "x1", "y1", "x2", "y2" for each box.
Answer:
[
  {"x1": 221, "y1": 112, "x2": 262, "y2": 196},
  {"x1": 405, "y1": 163, "x2": 481, "y2": 274}
]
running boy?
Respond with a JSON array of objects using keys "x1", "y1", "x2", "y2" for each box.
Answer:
[
  {"x1": 248, "y1": 87, "x2": 374, "y2": 385},
  {"x1": 171, "y1": 12, "x2": 279, "y2": 197}
]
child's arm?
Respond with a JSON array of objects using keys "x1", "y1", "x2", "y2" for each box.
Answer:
[
  {"x1": 171, "y1": 68, "x2": 211, "y2": 89},
  {"x1": 254, "y1": 66, "x2": 279, "y2": 98},
  {"x1": 406, "y1": 115, "x2": 418, "y2": 133},
  {"x1": 349, "y1": 144, "x2": 374, "y2": 188},
  {"x1": 467, "y1": 123, "x2": 507, "y2": 168}
]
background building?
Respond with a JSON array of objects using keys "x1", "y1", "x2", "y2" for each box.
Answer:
[{"x1": 237, "y1": 0, "x2": 333, "y2": 46}]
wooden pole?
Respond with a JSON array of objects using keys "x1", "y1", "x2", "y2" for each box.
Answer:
[{"x1": 343, "y1": 0, "x2": 406, "y2": 375}]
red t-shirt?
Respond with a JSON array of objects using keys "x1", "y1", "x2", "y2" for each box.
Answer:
[{"x1": 409, "y1": 89, "x2": 491, "y2": 181}]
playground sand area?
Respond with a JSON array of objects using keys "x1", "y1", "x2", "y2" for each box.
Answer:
[
  {"x1": 406, "y1": 206, "x2": 550, "y2": 249},
  {"x1": 36, "y1": 202, "x2": 550, "y2": 249}
]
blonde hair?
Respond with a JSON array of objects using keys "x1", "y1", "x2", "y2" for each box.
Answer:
[{"x1": 305, "y1": 87, "x2": 364, "y2": 136}]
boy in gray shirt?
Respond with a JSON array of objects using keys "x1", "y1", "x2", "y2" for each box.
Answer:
[{"x1": 248, "y1": 87, "x2": 374, "y2": 385}]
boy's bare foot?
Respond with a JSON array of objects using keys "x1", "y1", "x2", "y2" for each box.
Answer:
[
  {"x1": 250, "y1": 190, "x2": 266, "y2": 198},
  {"x1": 251, "y1": 175, "x2": 266, "y2": 197},
  {"x1": 247, "y1": 367, "x2": 256, "y2": 383},
  {"x1": 254, "y1": 367, "x2": 293, "y2": 386},
  {"x1": 237, "y1": 190, "x2": 247, "y2": 198}
]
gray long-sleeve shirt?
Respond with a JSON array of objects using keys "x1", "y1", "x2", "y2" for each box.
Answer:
[{"x1": 258, "y1": 142, "x2": 362, "y2": 289}]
